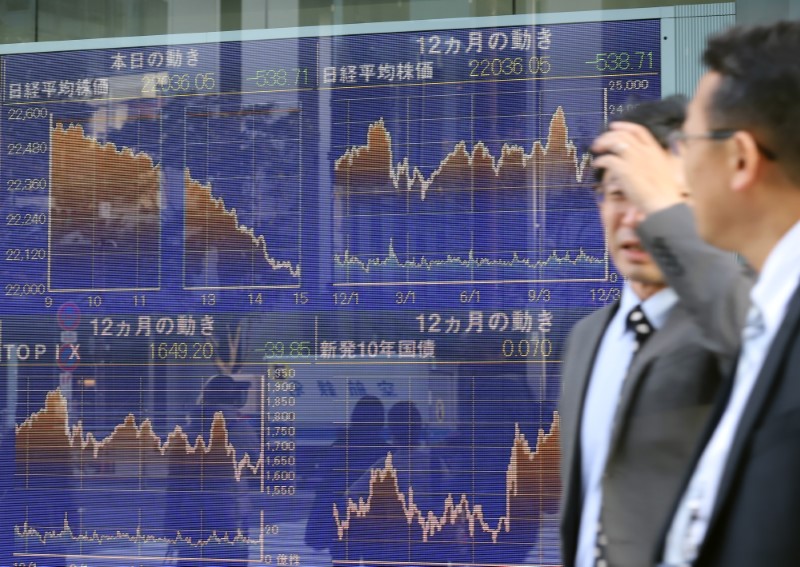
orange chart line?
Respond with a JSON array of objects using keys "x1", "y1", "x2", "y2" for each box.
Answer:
[
  {"x1": 333, "y1": 414, "x2": 560, "y2": 544},
  {"x1": 334, "y1": 106, "x2": 591, "y2": 201},
  {"x1": 15, "y1": 390, "x2": 262, "y2": 483},
  {"x1": 184, "y1": 169, "x2": 301, "y2": 279}
]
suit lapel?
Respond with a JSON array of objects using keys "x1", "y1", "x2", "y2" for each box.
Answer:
[
  {"x1": 561, "y1": 304, "x2": 618, "y2": 539},
  {"x1": 607, "y1": 304, "x2": 685, "y2": 455},
  {"x1": 702, "y1": 282, "x2": 800, "y2": 543}
]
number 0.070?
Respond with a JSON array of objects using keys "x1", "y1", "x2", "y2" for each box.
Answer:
[{"x1": 502, "y1": 338, "x2": 552, "y2": 358}]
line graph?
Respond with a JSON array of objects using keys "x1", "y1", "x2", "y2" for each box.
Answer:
[
  {"x1": 14, "y1": 388, "x2": 269, "y2": 564},
  {"x1": 183, "y1": 103, "x2": 303, "y2": 289},
  {"x1": 336, "y1": 238, "x2": 605, "y2": 276},
  {"x1": 184, "y1": 170, "x2": 302, "y2": 288},
  {"x1": 49, "y1": 117, "x2": 162, "y2": 292},
  {"x1": 15, "y1": 390, "x2": 262, "y2": 483},
  {"x1": 16, "y1": 512, "x2": 261, "y2": 549},
  {"x1": 333, "y1": 91, "x2": 609, "y2": 286},
  {"x1": 333, "y1": 415, "x2": 560, "y2": 566},
  {"x1": 334, "y1": 110, "x2": 592, "y2": 199}
]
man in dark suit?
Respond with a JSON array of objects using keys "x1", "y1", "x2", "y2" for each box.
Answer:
[
  {"x1": 559, "y1": 98, "x2": 751, "y2": 567},
  {"x1": 644, "y1": 22, "x2": 800, "y2": 567}
]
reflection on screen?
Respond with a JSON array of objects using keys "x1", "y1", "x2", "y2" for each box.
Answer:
[{"x1": 0, "y1": 15, "x2": 660, "y2": 567}]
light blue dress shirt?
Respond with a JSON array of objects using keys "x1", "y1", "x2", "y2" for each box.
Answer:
[
  {"x1": 664, "y1": 219, "x2": 800, "y2": 566},
  {"x1": 576, "y1": 283, "x2": 678, "y2": 567}
]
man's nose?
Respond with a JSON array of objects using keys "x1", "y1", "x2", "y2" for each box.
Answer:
[{"x1": 620, "y1": 202, "x2": 644, "y2": 226}]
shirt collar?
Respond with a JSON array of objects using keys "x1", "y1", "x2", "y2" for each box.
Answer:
[
  {"x1": 750, "y1": 219, "x2": 800, "y2": 333},
  {"x1": 619, "y1": 282, "x2": 678, "y2": 333}
]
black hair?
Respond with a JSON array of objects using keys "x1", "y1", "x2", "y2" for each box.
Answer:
[
  {"x1": 350, "y1": 395, "x2": 385, "y2": 429},
  {"x1": 388, "y1": 401, "x2": 423, "y2": 447},
  {"x1": 612, "y1": 95, "x2": 687, "y2": 149},
  {"x1": 203, "y1": 374, "x2": 249, "y2": 408},
  {"x1": 703, "y1": 22, "x2": 800, "y2": 182},
  {"x1": 594, "y1": 95, "x2": 687, "y2": 183}
]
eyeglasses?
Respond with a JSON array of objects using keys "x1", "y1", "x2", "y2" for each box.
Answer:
[
  {"x1": 592, "y1": 183, "x2": 630, "y2": 207},
  {"x1": 668, "y1": 129, "x2": 778, "y2": 160}
]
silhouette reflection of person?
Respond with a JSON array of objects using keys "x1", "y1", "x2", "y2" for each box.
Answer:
[
  {"x1": 346, "y1": 401, "x2": 447, "y2": 565},
  {"x1": 362, "y1": 401, "x2": 439, "y2": 508},
  {"x1": 305, "y1": 395, "x2": 388, "y2": 560},
  {"x1": 165, "y1": 374, "x2": 257, "y2": 566}
]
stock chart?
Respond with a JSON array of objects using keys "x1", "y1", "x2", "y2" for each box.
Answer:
[{"x1": 0, "y1": 15, "x2": 660, "y2": 567}]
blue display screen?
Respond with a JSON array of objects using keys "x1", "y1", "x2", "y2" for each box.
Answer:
[{"x1": 0, "y1": 17, "x2": 660, "y2": 567}]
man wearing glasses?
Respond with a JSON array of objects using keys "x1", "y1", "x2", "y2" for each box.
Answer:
[
  {"x1": 559, "y1": 98, "x2": 750, "y2": 567},
  {"x1": 591, "y1": 21, "x2": 800, "y2": 567}
]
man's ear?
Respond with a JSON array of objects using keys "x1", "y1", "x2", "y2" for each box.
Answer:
[{"x1": 730, "y1": 131, "x2": 762, "y2": 194}]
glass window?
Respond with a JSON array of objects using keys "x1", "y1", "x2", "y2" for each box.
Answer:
[{"x1": 0, "y1": 2, "x2": 757, "y2": 566}]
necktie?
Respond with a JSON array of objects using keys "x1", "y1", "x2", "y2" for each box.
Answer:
[
  {"x1": 595, "y1": 305, "x2": 655, "y2": 566},
  {"x1": 594, "y1": 521, "x2": 609, "y2": 567},
  {"x1": 626, "y1": 305, "x2": 654, "y2": 353}
]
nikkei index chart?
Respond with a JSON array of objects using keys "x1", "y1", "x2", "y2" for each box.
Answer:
[{"x1": 0, "y1": 16, "x2": 660, "y2": 567}]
